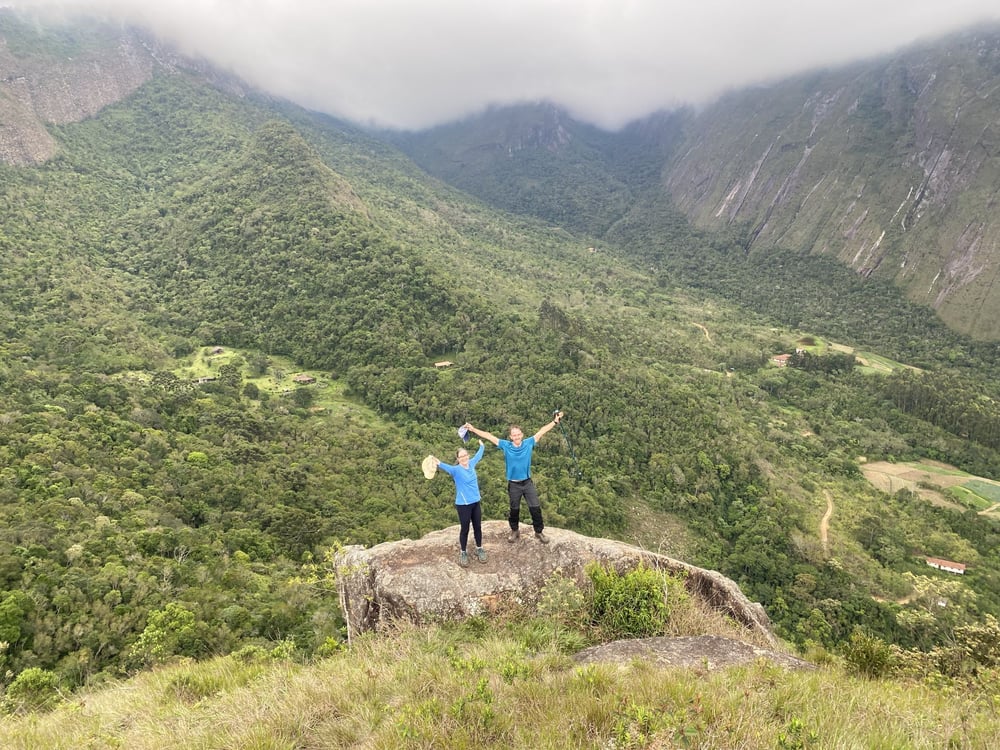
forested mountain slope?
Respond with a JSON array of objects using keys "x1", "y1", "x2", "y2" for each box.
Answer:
[
  {"x1": 397, "y1": 25, "x2": 1000, "y2": 341},
  {"x1": 1, "y1": 10, "x2": 1000, "y2": 707},
  {"x1": 0, "y1": 16, "x2": 766, "y2": 686}
]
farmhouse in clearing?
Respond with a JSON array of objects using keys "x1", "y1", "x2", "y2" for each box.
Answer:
[{"x1": 925, "y1": 557, "x2": 966, "y2": 575}]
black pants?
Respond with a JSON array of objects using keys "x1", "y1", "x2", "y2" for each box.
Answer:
[
  {"x1": 507, "y1": 478, "x2": 543, "y2": 533},
  {"x1": 456, "y1": 501, "x2": 483, "y2": 551}
]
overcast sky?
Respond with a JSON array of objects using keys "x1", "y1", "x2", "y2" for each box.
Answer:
[{"x1": 12, "y1": 1, "x2": 1000, "y2": 130}]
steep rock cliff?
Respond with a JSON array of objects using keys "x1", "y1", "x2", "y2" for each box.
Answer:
[
  {"x1": 0, "y1": 14, "x2": 155, "y2": 164},
  {"x1": 0, "y1": 12, "x2": 252, "y2": 167},
  {"x1": 663, "y1": 25, "x2": 1000, "y2": 340}
]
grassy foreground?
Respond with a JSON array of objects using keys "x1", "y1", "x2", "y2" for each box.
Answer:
[{"x1": 1, "y1": 619, "x2": 997, "y2": 749}]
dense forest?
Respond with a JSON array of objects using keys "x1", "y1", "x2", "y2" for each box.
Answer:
[{"x1": 2, "y1": 19, "x2": 1000, "y2": 703}]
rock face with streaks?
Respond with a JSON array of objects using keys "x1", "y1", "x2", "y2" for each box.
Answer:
[
  {"x1": 396, "y1": 25, "x2": 1000, "y2": 341},
  {"x1": 661, "y1": 25, "x2": 1000, "y2": 340}
]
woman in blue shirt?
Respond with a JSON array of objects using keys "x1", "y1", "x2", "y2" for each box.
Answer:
[{"x1": 431, "y1": 440, "x2": 487, "y2": 567}]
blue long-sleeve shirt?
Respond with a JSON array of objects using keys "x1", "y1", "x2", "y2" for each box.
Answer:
[{"x1": 436, "y1": 442, "x2": 485, "y2": 505}]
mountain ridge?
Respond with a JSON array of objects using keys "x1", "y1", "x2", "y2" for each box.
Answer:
[{"x1": 7, "y1": 11, "x2": 1000, "y2": 342}]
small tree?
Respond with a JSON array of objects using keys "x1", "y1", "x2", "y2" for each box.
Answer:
[
  {"x1": 955, "y1": 614, "x2": 1000, "y2": 668},
  {"x1": 292, "y1": 386, "x2": 314, "y2": 408},
  {"x1": 127, "y1": 602, "x2": 199, "y2": 669}
]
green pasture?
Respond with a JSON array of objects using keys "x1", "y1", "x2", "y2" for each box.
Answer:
[
  {"x1": 901, "y1": 460, "x2": 1000, "y2": 511},
  {"x1": 911, "y1": 463, "x2": 968, "y2": 477},
  {"x1": 795, "y1": 334, "x2": 914, "y2": 374},
  {"x1": 175, "y1": 346, "x2": 371, "y2": 418},
  {"x1": 947, "y1": 480, "x2": 1000, "y2": 511}
]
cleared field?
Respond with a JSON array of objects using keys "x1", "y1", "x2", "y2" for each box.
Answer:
[{"x1": 861, "y1": 460, "x2": 1000, "y2": 515}]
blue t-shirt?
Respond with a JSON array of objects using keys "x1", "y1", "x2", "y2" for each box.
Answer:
[
  {"x1": 497, "y1": 436, "x2": 535, "y2": 481},
  {"x1": 436, "y1": 443, "x2": 485, "y2": 505}
]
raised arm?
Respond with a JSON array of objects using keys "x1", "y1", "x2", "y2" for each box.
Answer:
[
  {"x1": 464, "y1": 423, "x2": 500, "y2": 446},
  {"x1": 469, "y1": 440, "x2": 485, "y2": 465},
  {"x1": 533, "y1": 411, "x2": 563, "y2": 442}
]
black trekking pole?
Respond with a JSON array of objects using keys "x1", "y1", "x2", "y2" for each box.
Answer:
[{"x1": 553, "y1": 409, "x2": 582, "y2": 480}]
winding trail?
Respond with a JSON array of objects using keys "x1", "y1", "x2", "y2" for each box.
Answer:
[
  {"x1": 693, "y1": 323, "x2": 711, "y2": 341},
  {"x1": 820, "y1": 490, "x2": 833, "y2": 555}
]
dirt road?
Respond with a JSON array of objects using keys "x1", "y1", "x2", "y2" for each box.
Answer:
[{"x1": 820, "y1": 490, "x2": 833, "y2": 554}]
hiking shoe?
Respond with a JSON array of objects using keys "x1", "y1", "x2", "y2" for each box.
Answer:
[
  {"x1": 507, "y1": 528, "x2": 520, "y2": 543},
  {"x1": 459, "y1": 551, "x2": 469, "y2": 567},
  {"x1": 535, "y1": 531, "x2": 549, "y2": 544},
  {"x1": 476, "y1": 547, "x2": 487, "y2": 563}
]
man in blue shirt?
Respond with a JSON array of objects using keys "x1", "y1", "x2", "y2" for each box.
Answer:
[{"x1": 465, "y1": 412, "x2": 563, "y2": 544}]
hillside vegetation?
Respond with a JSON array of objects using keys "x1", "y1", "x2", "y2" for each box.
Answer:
[
  {"x1": 2, "y1": 620, "x2": 999, "y2": 749},
  {"x1": 398, "y1": 26, "x2": 1000, "y2": 341},
  {"x1": 0, "y1": 12, "x2": 999, "y2": 740}
]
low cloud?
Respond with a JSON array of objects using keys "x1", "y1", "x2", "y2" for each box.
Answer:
[{"x1": 12, "y1": 0, "x2": 1000, "y2": 130}]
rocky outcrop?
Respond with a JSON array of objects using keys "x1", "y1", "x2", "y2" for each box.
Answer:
[{"x1": 334, "y1": 520, "x2": 775, "y2": 646}]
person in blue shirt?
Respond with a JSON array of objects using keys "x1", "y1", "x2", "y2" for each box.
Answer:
[
  {"x1": 464, "y1": 412, "x2": 563, "y2": 544},
  {"x1": 431, "y1": 440, "x2": 487, "y2": 567}
]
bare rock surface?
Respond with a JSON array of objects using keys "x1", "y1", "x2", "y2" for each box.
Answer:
[
  {"x1": 335, "y1": 520, "x2": 776, "y2": 647},
  {"x1": 574, "y1": 634, "x2": 814, "y2": 671}
]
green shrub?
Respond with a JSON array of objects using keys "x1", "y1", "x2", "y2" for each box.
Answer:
[
  {"x1": 269, "y1": 638, "x2": 298, "y2": 660},
  {"x1": 537, "y1": 569, "x2": 588, "y2": 626},
  {"x1": 231, "y1": 644, "x2": 268, "y2": 664},
  {"x1": 843, "y1": 629, "x2": 896, "y2": 678},
  {"x1": 2, "y1": 667, "x2": 62, "y2": 714},
  {"x1": 587, "y1": 562, "x2": 673, "y2": 639}
]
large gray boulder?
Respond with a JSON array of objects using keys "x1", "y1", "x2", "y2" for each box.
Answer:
[
  {"x1": 575, "y1": 635, "x2": 815, "y2": 671},
  {"x1": 334, "y1": 520, "x2": 776, "y2": 646}
]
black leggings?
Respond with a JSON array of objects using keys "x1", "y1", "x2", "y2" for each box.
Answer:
[
  {"x1": 456, "y1": 501, "x2": 483, "y2": 551},
  {"x1": 507, "y1": 479, "x2": 544, "y2": 533}
]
